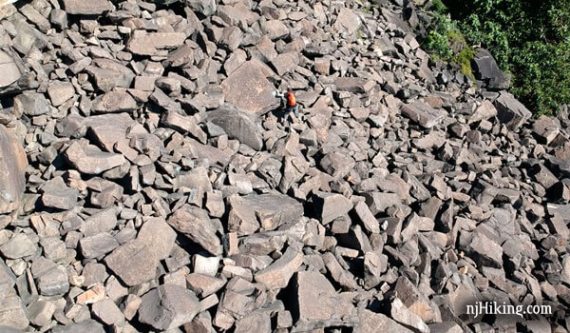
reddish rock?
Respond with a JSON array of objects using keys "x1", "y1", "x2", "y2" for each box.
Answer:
[
  {"x1": 0, "y1": 125, "x2": 27, "y2": 214},
  {"x1": 221, "y1": 61, "x2": 279, "y2": 115}
]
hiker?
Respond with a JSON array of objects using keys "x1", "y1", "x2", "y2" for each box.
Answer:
[{"x1": 274, "y1": 88, "x2": 300, "y2": 121}]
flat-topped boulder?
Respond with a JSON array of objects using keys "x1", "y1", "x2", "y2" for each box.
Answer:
[
  {"x1": 207, "y1": 105, "x2": 263, "y2": 150},
  {"x1": 62, "y1": 0, "x2": 112, "y2": 14},
  {"x1": 228, "y1": 193, "x2": 303, "y2": 235},
  {"x1": 65, "y1": 141, "x2": 126, "y2": 174},
  {"x1": 221, "y1": 61, "x2": 279, "y2": 116},
  {"x1": 400, "y1": 100, "x2": 446, "y2": 128},
  {"x1": 105, "y1": 218, "x2": 176, "y2": 286},
  {"x1": 127, "y1": 31, "x2": 187, "y2": 56}
]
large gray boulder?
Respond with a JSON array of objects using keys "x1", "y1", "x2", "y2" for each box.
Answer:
[
  {"x1": 207, "y1": 105, "x2": 263, "y2": 150},
  {"x1": 472, "y1": 48, "x2": 510, "y2": 90},
  {"x1": 138, "y1": 284, "x2": 201, "y2": 330},
  {"x1": 228, "y1": 193, "x2": 304, "y2": 236},
  {"x1": 221, "y1": 60, "x2": 279, "y2": 116},
  {"x1": 105, "y1": 218, "x2": 176, "y2": 286},
  {"x1": 494, "y1": 92, "x2": 532, "y2": 130},
  {"x1": 293, "y1": 271, "x2": 358, "y2": 331}
]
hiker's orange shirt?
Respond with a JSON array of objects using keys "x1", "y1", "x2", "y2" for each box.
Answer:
[{"x1": 286, "y1": 92, "x2": 296, "y2": 107}]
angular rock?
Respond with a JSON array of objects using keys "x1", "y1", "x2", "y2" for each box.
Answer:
[
  {"x1": 138, "y1": 284, "x2": 201, "y2": 330},
  {"x1": 293, "y1": 271, "x2": 357, "y2": 331},
  {"x1": 161, "y1": 110, "x2": 207, "y2": 143},
  {"x1": 323, "y1": 252, "x2": 359, "y2": 290},
  {"x1": 401, "y1": 101, "x2": 445, "y2": 128},
  {"x1": 312, "y1": 191, "x2": 353, "y2": 224},
  {"x1": 532, "y1": 115, "x2": 560, "y2": 145},
  {"x1": 187, "y1": 139, "x2": 232, "y2": 167},
  {"x1": 137, "y1": 218, "x2": 177, "y2": 259},
  {"x1": 376, "y1": 36, "x2": 398, "y2": 57},
  {"x1": 207, "y1": 105, "x2": 263, "y2": 150},
  {"x1": 86, "y1": 60, "x2": 135, "y2": 93},
  {"x1": 334, "y1": 77, "x2": 374, "y2": 94},
  {"x1": 467, "y1": 231, "x2": 503, "y2": 267},
  {"x1": 0, "y1": 125, "x2": 27, "y2": 214},
  {"x1": 354, "y1": 201, "x2": 380, "y2": 234},
  {"x1": 264, "y1": 20, "x2": 289, "y2": 40},
  {"x1": 175, "y1": 166, "x2": 213, "y2": 194},
  {"x1": 92, "y1": 90, "x2": 138, "y2": 113},
  {"x1": 62, "y1": 0, "x2": 112, "y2": 15},
  {"x1": 271, "y1": 52, "x2": 299, "y2": 76},
  {"x1": 228, "y1": 193, "x2": 303, "y2": 235},
  {"x1": 80, "y1": 208, "x2": 118, "y2": 236},
  {"x1": 0, "y1": 50, "x2": 21, "y2": 91},
  {"x1": 255, "y1": 247, "x2": 304, "y2": 290},
  {"x1": 320, "y1": 152, "x2": 355, "y2": 179},
  {"x1": 186, "y1": 273, "x2": 226, "y2": 297},
  {"x1": 494, "y1": 92, "x2": 532, "y2": 130},
  {"x1": 76, "y1": 284, "x2": 106, "y2": 305},
  {"x1": 186, "y1": 0, "x2": 216, "y2": 16},
  {"x1": 472, "y1": 48, "x2": 510, "y2": 90},
  {"x1": 92, "y1": 299, "x2": 124, "y2": 326},
  {"x1": 234, "y1": 312, "x2": 271, "y2": 333},
  {"x1": 37, "y1": 265, "x2": 69, "y2": 296},
  {"x1": 395, "y1": 277, "x2": 437, "y2": 322},
  {"x1": 128, "y1": 31, "x2": 186, "y2": 56},
  {"x1": 0, "y1": 295, "x2": 28, "y2": 330},
  {"x1": 221, "y1": 61, "x2": 279, "y2": 115},
  {"x1": 390, "y1": 298, "x2": 429, "y2": 333},
  {"x1": 364, "y1": 192, "x2": 401, "y2": 214},
  {"x1": 65, "y1": 141, "x2": 126, "y2": 174},
  {"x1": 27, "y1": 300, "x2": 56, "y2": 327},
  {"x1": 85, "y1": 113, "x2": 135, "y2": 151},
  {"x1": 220, "y1": 26, "x2": 243, "y2": 51},
  {"x1": 52, "y1": 319, "x2": 105, "y2": 333},
  {"x1": 168, "y1": 205, "x2": 222, "y2": 256},
  {"x1": 334, "y1": 8, "x2": 361, "y2": 34},
  {"x1": 47, "y1": 82, "x2": 75, "y2": 107},
  {"x1": 105, "y1": 240, "x2": 157, "y2": 286},
  {"x1": 217, "y1": 3, "x2": 259, "y2": 26},
  {"x1": 184, "y1": 311, "x2": 214, "y2": 333},
  {"x1": 79, "y1": 233, "x2": 119, "y2": 259},
  {"x1": 13, "y1": 91, "x2": 50, "y2": 116},
  {"x1": 469, "y1": 100, "x2": 497, "y2": 124},
  {"x1": 0, "y1": 233, "x2": 36, "y2": 259},
  {"x1": 86, "y1": 178, "x2": 124, "y2": 208},
  {"x1": 357, "y1": 309, "x2": 413, "y2": 333},
  {"x1": 106, "y1": 218, "x2": 175, "y2": 286},
  {"x1": 40, "y1": 177, "x2": 78, "y2": 210}
]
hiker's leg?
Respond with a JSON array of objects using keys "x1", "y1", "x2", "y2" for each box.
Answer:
[
  {"x1": 281, "y1": 106, "x2": 290, "y2": 123},
  {"x1": 293, "y1": 105, "x2": 299, "y2": 117}
]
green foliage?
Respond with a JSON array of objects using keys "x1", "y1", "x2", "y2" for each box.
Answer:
[
  {"x1": 425, "y1": 30, "x2": 452, "y2": 60},
  {"x1": 511, "y1": 41, "x2": 570, "y2": 115},
  {"x1": 434, "y1": 0, "x2": 570, "y2": 115},
  {"x1": 430, "y1": 0, "x2": 447, "y2": 14},
  {"x1": 424, "y1": 10, "x2": 475, "y2": 80},
  {"x1": 454, "y1": 47, "x2": 476, "y2": 81}
]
